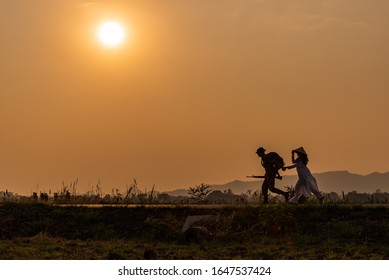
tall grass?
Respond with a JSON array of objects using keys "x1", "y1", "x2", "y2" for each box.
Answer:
[{"x1": 1, "y1": 203, "x2": 389, "y2": 259}]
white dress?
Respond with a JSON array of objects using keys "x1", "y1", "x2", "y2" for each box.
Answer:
[{"x1": 289, "y1": 157, "x2": 323, "y2": 204}]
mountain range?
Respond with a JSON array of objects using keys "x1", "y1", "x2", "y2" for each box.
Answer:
[{"x1": 166, "y1": 171, "x2": 389, "y2": 196}]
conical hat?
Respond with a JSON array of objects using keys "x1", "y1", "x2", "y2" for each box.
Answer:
[{"x1": 292, "y1": 147, "x2": 307, "y2": 155}]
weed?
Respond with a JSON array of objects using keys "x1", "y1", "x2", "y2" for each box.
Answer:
[{"x1": 1, "y1": 203, "x2": 389, "y2": 259}]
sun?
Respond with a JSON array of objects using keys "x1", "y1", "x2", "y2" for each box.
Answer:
[{"x1": 97, "y1": 21, "x2": 126, "y2": 47}]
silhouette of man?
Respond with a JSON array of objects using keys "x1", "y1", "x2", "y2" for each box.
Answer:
[{"x1": 256, "y1": 147, "x2": 289, "y2": 204}]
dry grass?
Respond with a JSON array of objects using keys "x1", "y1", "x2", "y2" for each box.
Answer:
[{"x1": 1, "y1": 203, "x2": 389, "y2": 259}]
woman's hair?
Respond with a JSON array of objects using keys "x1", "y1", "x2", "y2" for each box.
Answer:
[{"x1": 299, "y1": 153, "x2": 309, "y2": 166}]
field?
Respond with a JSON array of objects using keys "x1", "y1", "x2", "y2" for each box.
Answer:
[{"x1": 1, "y1": 202, "x2": 389, "y2": 259}]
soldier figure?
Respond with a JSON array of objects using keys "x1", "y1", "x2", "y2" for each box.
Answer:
[{"x1": 254, "y1": 147, "x2": 289, "y2": 204}]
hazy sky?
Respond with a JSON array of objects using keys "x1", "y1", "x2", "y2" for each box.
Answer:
[{"x1": 1, "y1": 0, "x2": 389, "y2": 195}]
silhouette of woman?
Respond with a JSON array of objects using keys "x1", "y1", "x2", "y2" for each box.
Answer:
[{"x1": 283, "y1": 147, "x2": 324, "y2": 204}]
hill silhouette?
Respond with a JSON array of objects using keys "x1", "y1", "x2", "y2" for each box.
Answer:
[{"x1": 167, "y1": 171, "x2": 389, "y2": 196}]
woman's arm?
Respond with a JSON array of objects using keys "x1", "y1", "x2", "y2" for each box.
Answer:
[
  {"x1": 282, "y1": 152, "x2": 298, "y2": 171},
  {"x1": 282, "y1": 164, "x2": 297, "y2": 171},
  {"x1": 292, "y1": 151, "x2": 296, "y2": 163}
]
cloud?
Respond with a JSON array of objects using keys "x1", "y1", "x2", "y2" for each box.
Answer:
[
  {"x1": 278, "y1": 13, "x2": 372, "y2": 33},
  {"x1": 239, "y1": 2, "x2": 380, "y2": 36},
  {"x1": 79, "y1": 2, "x2": 102, "y2": 10}
]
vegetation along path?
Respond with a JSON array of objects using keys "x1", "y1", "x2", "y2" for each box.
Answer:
[{"x1": 0, "y1": 203, "x2": 389, "y2": 259}]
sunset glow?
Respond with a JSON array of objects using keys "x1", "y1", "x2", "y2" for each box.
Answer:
[
  {"x1": 97, "y1": 21, "x2": 126, "y2": 47},
  {"x1": 1, "y1": 1, "x2": 389, "y2": 196}
]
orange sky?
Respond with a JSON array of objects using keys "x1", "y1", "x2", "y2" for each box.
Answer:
[{"x1": 1, "y1": 0, "x2": 388, "y2": 195}]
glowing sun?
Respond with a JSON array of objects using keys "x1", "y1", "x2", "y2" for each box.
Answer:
[{"x1": 97, "y1": 21, "x2": 126, "y2": 47}]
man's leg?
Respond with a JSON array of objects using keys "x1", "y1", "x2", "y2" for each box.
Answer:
[
  {"x1": 268, "y1": 177, "x2": 289, "y2": 201},
  {"x1": 261, "y1": 180, "x2": 269, "y2": 204}
]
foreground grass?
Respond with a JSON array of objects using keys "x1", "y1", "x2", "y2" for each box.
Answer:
[
  {"x1": 1, "y1": 203, "x2": 389, "y2": 259},
  {"x1": 1, "y1": 234, "x2": 387, "y2": 260}
]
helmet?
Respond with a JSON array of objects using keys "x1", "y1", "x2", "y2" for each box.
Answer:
[{"x1": 256, "y1": 147, "x2": 266, "y2": 154}]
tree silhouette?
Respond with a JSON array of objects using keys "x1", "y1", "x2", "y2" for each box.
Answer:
[{"x1": 188, "y1": 183, "x2": 212, "y2": 202}]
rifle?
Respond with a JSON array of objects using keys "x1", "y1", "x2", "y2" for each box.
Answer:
[{"x1": 247, "y1": 175, "x2": 283, "y2": 180}]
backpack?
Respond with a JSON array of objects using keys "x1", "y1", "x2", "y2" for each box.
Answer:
[{"x1": 267, "y1": 152, "x2": 285, "y2": 171}]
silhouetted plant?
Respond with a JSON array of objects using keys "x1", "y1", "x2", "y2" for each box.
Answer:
[
  {"x1": 188, "y1": 183, "x2": 212, "y2": 202},
  {"x1": 284, "y1": 185, "x2": 295, "y2": 198}
]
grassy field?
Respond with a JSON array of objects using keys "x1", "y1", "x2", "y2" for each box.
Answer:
[{"x1": 0, "y1": 202, "x2": 389, "y2": 259}]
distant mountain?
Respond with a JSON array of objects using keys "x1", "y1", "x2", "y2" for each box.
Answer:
[
  {"x1": 165, "y1": 171, "x2": 389, "y2": 196},
  {"x1": 313, "y1": 171, "x2": 389, "y2": 193},
  {"x1": 165, "y1": 188, "x2": 190, "y2": 197}
]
